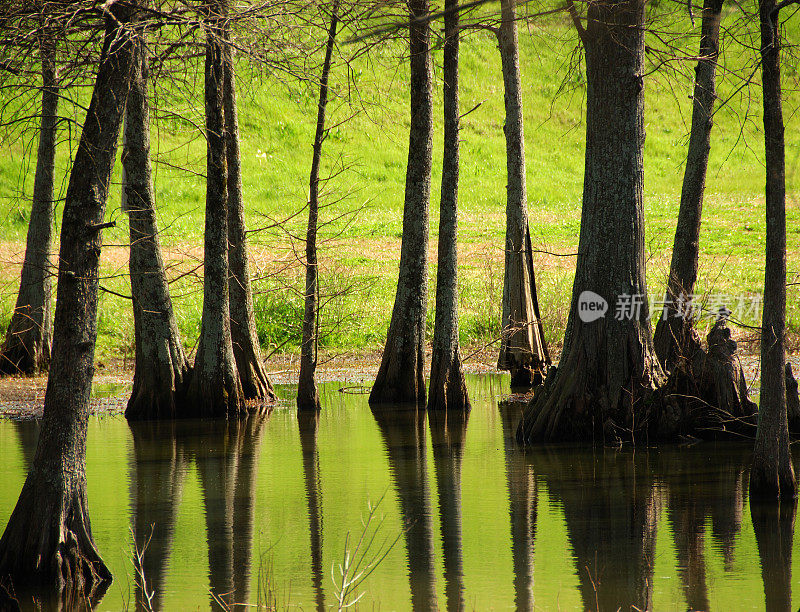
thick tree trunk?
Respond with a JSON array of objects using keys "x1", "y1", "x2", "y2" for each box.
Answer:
[
  {"x1": 517, "y1": 0, "x2": 664, "y2": 443},
  {"x1": 223, "y1": 38, "x2": 276, "y2": 405},
  {"x1": 181, "y1": 2, "x2": 245, "y2": 418},
  {"x1": 0, "y1": 3, "x2": 136, "y2": 604},
  {"x1": 371, "y1": 406, "x2": 437, "y2": 608},
  {"x1": 298, "y1": 411, "x2": 326, "y2": 612},
  {"x1": 369, "y1": 0, "x2": 432, "y2": 405},
  {"x1": 653, "y1": 0, "x2": 724, "y2": 371},
  {"x1": 123, "y1": 20, "x2": 190, "y2": 421},
  {"x1": 0, "y1": 37, "x2": 57, "y2": 376},
  {"x1": 496, "y1": 0, "x2": 550, "y2": 388},
  {"x1": 750, "y1": 0, "x2": 796, "y2": 500},
  {"x1": 429, "y1": 0, "x2": 469, "y2": 412},
  {"x1": 298, "y1": 2, "x2": 339, "y2": 412},
  {"x1": 429, "y1": 409, "x2": 468, "y2": 611}
]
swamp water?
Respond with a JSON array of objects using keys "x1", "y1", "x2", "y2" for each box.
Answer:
[{"x1": 0, "y1": 373, "x2": 798, "y2": 610}]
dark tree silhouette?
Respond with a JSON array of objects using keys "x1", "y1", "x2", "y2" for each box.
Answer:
[
  {"x1": 653, "y1": 0, "x2": 725, "y2": 371},
  {"x1": 123, "y1": 10, "x2": 190, "y2": 420},
  {"x1": 371, "y1": 405, "x2": 437, "y2": 608},
  {"x1": 750, "y1": 0, "x2": 797, "y2": 501},
  {"x1": 518, "y1": 0, "x2": 664, "y2": 443},
  {"x1": 751, "y1": 500, "x2": 795, "y2": 611},
  {"x1": 0, "y1": 33, "x2": 57, "y2": 376},
  {"x1": 429, "y1": 0, "x2": 469, "y2": 412},
  {"x1": 298, "y1": 1, "x2": 340, "y2": 411},
  {"x1": 181, "y1": 0, "x2": 245, "y2": 417},
  {"x1": 0, "y1": 2, "x2": 137, "y2": 604},
  {"x1": 496, "y1": 0, "x2": 550, "y2": 388},
  {"x1": 370, "y1": 0, "x2": 433, "y2": 405},
  {"x1": 429, "y1": 408, "x2": 469, "y2": 611}
]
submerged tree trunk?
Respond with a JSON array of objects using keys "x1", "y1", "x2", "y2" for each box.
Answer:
[
  {"x1": 0, "y1": 3, "x2": 135, "y2": 604},
  {"x1": 496, "y1": 0, "x2": 550, "y2": 388},
  {"x1": 0, "y1": 36, "x2": 57, "y2": 376},
  {"x1": 750, "y1": 0, "x2": 796, "y2": 500},
  {"x1": 369, "y1": 0, "x2": 433, "y2": 405},
  {"x1": 653, "y1": 0, "x2": 724, "y2": 371},
  {"x1": 298, "y1": 1, "x2": 339, "y2": 412},
  {"x1": 123, "y1": 18, "x2": 190, "y2": 421},
  {"x1": 182, "y1": 2, "x2": 245, "y2": 418},
  {"x1": 223, "y1": 35, "x2": 275, "y2": 405},
  {"x1": 518, "y1": 0, "x2": 663, "y2": 443},
  {"x1": 429, "y1": 0, "x2": 469, "y2": 412}
]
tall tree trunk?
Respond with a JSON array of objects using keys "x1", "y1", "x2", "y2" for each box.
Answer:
[
  {"x1": 123, "y1": 16, "x2": 190, "y2": 421},
  {"x1": 0, "y1": 3, "x2": 136, "y2": 604},
  {"x1": 496, "y1": 0, "x2": 550, "y2": 388},
  {"x1": 750, "y1": 0, "x2": 796, "y2": 500},
  {"x1": 653, "y1": 0, "x2": 724, "y2": 371},
  {"x1": 182, "y1": 0, "x2": 245, "y2": 418},
  {"x1": 429, "y1": 0, "x2": 469, "y2": 412},
  {"x1": 369, "y1": 0, "x2": 433, "y2": 405},
  {"x1": 223, "y1": 34, "x2": 276, "y2": 405},
  {"x1": 0, "y1": 35, "x2": 57, "y2": 376},
  {"x1": 298, "y1": 1, "x2": 339, "y2": 412},
  {"x1": 518, "y1": 0, "x2": 664, "y2": 443}
]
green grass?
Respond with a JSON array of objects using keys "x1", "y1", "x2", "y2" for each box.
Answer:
[{"x1": 1, "y1": 11, "x2": 798, "y2": 360}]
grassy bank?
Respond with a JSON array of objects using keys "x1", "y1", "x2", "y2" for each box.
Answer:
[{"x1": 0, "y1": 11, "x2": 798, "y2": 362}]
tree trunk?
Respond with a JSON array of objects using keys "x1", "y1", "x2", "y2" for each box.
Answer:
[
  {"x1": 517, "y1": 0, "x2": 664, "y2": 443},
  {"x1": 369, "y1": 0, "x2": 432, "y2": 405},
  {"x1": 0, "y1": 3, "x2": 136, "y2": 604},
  {"x1": 223, "y1": 34, "x2": 276, "y2": 405},
  {"x1": 123, "y1": 17, "x2": 190, "y2": 421},
  {"x1": 428, "y1": 0, "x2": 469, "y2": 412},
  {"x1": 496, "y1": 0, "x2": 550, "y2": 388},
  {"x1": 0, "y1": 35, "x2": 57, "y2": 376},
  {"x1": 653, "y1": 0, "x2": 724, "y2": 372},
  {"x1": 750, "y1": 0, "x2": 796, "y2": 500},
  {"x1": 181, "y1": 1, "x2": 245, "y2": 418},
  {"x1": 298, "y1": 2, "x2": 339, "y2": 412}
]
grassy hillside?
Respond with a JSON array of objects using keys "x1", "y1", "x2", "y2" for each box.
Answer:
[{"x1": 1, "y1": 9, "x2": 798, "y2": 362}]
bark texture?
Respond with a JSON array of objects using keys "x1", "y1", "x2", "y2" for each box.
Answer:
[
  {"x1": 496, "y1": 0, "x2": 550, "y2": 387},
  {"x1": 653, "y1": 0, "x2": 724, "y2": 371},
  {"x1": 369, "y1": 0, "x2": 432, "y2": 405},
  {"x1": 0, "y1": 3, "x2": 135, "y2": 605},
  {"x1": 123, "y1": 19, "x2": 190, "y2": 421},
  {"x1": 518, "y1": 0, "x2": 664, "y2": 443},
  {"x1": 429, "y1": 0, "x2": 469, "y2": 412},
  {"x1": 0, "y1": 37, "x2": 57, "y2": 376},
  {"x1": 298, "y1": 2, "x2": 339, "y2": 412},
  {"x1": 750, "y1": 0, "x2": 796, "y2": 500},
  {"x1": 223, "y1": 37, "x2": 275, "y2": 404},
  {"x1": 181, "y1": 2, "x2": 245, "y2": 418}
]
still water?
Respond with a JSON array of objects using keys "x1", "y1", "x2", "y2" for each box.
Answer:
[{"x1": 0, "y1": 374, "x2": 798, "y2": 610}]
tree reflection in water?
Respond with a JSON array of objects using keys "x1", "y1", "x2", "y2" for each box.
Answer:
[
  {"x1": 298, "y1": 410, "x2": 325, "y2": 612},
  {"x1": 371, "y1": 404, "x2": 437, "y2": 610},
  {"x1": 429, "y1": 408, "x2": 469, "y2": 612},
  {"x1": 128, "y1": 414, "x2": 268, "y2": 611},
  {"x1": 751, "y1": 500, "x2": 795, "y2": 612},
  {"x1": 499, "y1": 400, "x2": 536, "y2": 612}
]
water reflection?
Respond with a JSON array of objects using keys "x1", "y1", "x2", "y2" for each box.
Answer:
[
  {"x1": 371, "y1": 404, "x2": 437, "y2": 610},
  {"x1": 751, "y1": 501, "x2": 795, "y2": 612},
  {"x1": 12, "y1": 419, "x2": 40, "y2": 472},
  {"x1": 532, "y1": 448, "x2": 659, "y2": 612},
  {"x1": 428, "y1": 409, "x2": 469, "y2": 612},
  {"x1": 298, "y1": 411, "x2": 325, "y2": 612},
  {"x1": 499, "y1": 401, "x2": 536, "y2": 612},
  {"x1": 128, "y1": 415, "x2": 268, "y2": 611}
]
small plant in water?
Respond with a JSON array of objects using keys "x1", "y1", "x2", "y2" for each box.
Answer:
[{"x1": 331, "y1": 493, "x2": 401, "y2": 610}]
